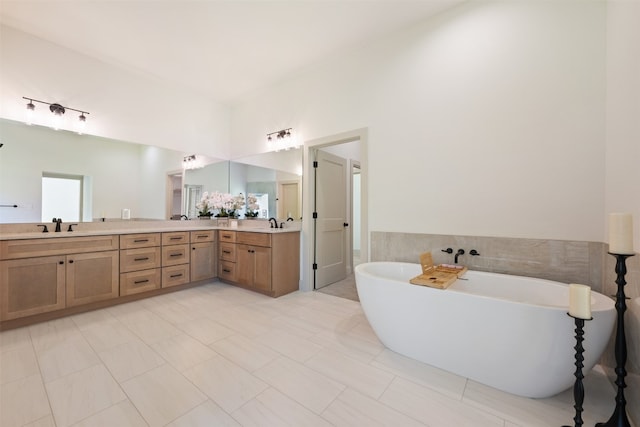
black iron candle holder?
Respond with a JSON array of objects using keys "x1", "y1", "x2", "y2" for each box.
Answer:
[
  {"x1": 596, "y1": 252, "x2": 634, "y2": 427},
  {"x1": 563, "y1": 313, "x2": 592, "y2": 427}
]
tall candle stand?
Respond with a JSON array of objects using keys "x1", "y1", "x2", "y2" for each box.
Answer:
[
  {"x1": 563, "y1": 314, "x2": 591, "y2": 427},
  {"x1": 596, "y1": 253, "x2": 634, "y2": 427}
]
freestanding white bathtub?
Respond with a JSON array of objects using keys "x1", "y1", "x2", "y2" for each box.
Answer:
[{"x1": 355, "y1": 262, "x2": 616, "y2": 398}]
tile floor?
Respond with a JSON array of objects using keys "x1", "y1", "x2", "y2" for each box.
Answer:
[{"x1": 1, "y1": 280, "x2": 618, "y2": 427}]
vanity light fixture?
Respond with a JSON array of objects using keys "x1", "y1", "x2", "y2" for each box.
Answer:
[
  {"x1": 22, "y1": 97, "x2": 90, "y2": 133},
  {"x1": 183, "y1": 154, "x2": 202, "y2": 170},
  {"x1": 267, "y1": 128, "x2": 295, "y2": 151}
]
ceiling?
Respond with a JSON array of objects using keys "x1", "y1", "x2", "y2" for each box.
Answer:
[{"x1": 0, "y1": 0, "x2": 463, "y2": 105}]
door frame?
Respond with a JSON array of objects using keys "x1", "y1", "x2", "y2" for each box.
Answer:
[{"x1": 301, "y1": 127, "x2": 368, "y2": 292}]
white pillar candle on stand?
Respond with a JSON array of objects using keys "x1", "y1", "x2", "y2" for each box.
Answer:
[
  {"x1": 569, "y1": 284, "x2": 591, "y2": 319},
  {"x1": 609, "y1": 213, "x2": 634, "y2": 254}
]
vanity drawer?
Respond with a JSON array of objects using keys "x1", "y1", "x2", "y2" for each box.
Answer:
[
  {"x1": 120, "y1": 268, "x2": 161, "y2": 296},
  {"x1": 237, "y1": 232, "x2": 271, "y2": 247},
  {"x1": 162, "y1": 232, "x2": 189, "y2": 245},
  {"x1": 1, "y1": 235, "x2": 119, "y2": 260},
  {"x1": 190, "y1": 230, "x2": 215, "y2": 243},
  {"x1": 218, "y1": 230, "x2": 236, "y2": 243},
  {"x1": 218, "y1": 260, "x2": 237, "y2": 282},
  {"x1": 219, "y1": 242, "x2": 236, "y2": 262},
  {"x1": 120, "y1": 247, "x2": 161, "y2": 273},
  {"x1": 161, "y1": 244, "x2": 189, "y2": 266},
  {"x1": 162, "y1": 264, "x2": 190, "y2": 288},
  {"x1": 120, "y1": 233, "x2": 161, "y2": 249}
]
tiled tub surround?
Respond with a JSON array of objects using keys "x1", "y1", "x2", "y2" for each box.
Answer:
[{"x1": 371, "y1": 231, "x2": 639, "y2": 426}]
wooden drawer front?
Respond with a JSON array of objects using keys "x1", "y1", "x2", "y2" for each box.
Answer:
[
  {"x1": 120, "y1": 233, "x2": 161, "y2": 249},
  {"x1": 237, "y1": 232, "x2": 271, "y2": 247},
  {"x1": 162, "y1": 232, "x2": 189, "y2": 246},
  {"x1": 218, "y1": 230, "x2": 236, "y2": 243},
  {"x1": 190, "y1": 230, "x2": 215, "y2": 243},
  {"x1": 162, "y1": 244, "x2": 190, "y2": 266},
  {"x1": 120, "y1": 247, "x2": 161, "y2": 273},
  {"x1": 219, "y1": 242, "x2": 236, "y2": 262},
  {"x1": 218, "y1": 260, "x2": 237, "y2": 282},
  {"x1": 162, "y1": 264, "x2": 190, "y2": 288},
  {"x1": 120, "y1": 269, "x2": 161, "y2": 296},
  {"x1": 1, "y1": 235, "x2": 119, "y2": 260}
]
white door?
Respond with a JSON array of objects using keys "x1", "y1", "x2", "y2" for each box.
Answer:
[{"x1": 314, "y1": 149, "x2": 348, "y2": 289}]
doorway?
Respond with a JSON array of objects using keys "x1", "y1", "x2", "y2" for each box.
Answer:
[{"x1": 307, "y1": 131, "x2": 366, "y2": 292}]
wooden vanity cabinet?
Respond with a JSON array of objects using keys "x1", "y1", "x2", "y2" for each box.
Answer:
[
  {"x1": 0, "y1": 235, "x2": 119, "y2": 320},
  {"x1": 218, "y1": 230, "x2": 299, "y2": 297},
  {"x1": 190, "y1": 230, "x2": 216, "y2": 282}
]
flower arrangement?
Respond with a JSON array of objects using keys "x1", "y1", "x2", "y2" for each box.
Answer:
[
  {"x1": 197, "y1": 191, "x2": 246, "y2": 218},
  {"x1": 245, "y1": 193, "x2": 259, "y2": 218},
  {"x1": 196, "y1": 192, "x2": 213, "y2": 217}
]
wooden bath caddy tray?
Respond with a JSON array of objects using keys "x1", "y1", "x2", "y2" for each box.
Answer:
[{"x1": 410, "y1": 252, "x2": 467, "y2": 289}]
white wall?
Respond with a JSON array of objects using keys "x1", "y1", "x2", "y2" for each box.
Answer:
[
  {"x1": 0, "y1": 25, "x2": 231, "y2": 159},
  {"x1": 605, "y1": 1, "x2": 640, "y2": 251},
  {"x1": 231, "y1": 1, "x2": 607, "y2": 242}
]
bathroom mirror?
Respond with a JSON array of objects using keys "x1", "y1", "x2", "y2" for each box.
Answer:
[
  {"x1": 230, "y1": 148, "x2": 302, "y2": 220},
  {"x1": 0, "y1": 118, "x2": 303, "y2": 223}
]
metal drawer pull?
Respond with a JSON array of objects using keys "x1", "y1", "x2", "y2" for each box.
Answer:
[
  {"x1": 170, "y1": 237, "x2": 182, "y2": 240},
  {"x1": 134, "y1": 257, "x2": 149, "y2": 261},
  {"x1": 170, "y1": 273, "x2": 183, "y2": 278},
  {"x1": 169, "y1": 253, "x2": 182, "y2": 257},
  {"x1": 134, "y1": 279, "x2": 149, "y2": 284},
  {"x1": 196, "y1": 234, "x2": 207, "y2": 239},
  {"x1": 223, "y1": 269, "x2": 231, "y2": 273},
  {"x1": 134, "y1": 239, "x2": 149, "y2": 243},
  {"x1": 223, "y1": 250, "x2": 231, "y2": 254}
]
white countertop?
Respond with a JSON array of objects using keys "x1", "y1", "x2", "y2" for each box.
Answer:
[{"x1": 0, "y1": 221, "x2": 301, "y2": 240}]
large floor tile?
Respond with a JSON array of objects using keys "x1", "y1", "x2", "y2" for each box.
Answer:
[
  {"x1": 0, "y1": 341, "x2": 40, "y2": 384},
  {"x1": 123, "y1": 315, "x2": 183, "y2": 345},
  {"x1": 122, "y1": 364, "x2": 206, "y2": 427},
  {"x1": 175, "y1": 317, "x2": 236, "y2": 345},
  {"x1": 80, "y1": 320, "x2": 139, "y2": 353},
  {"x1": 183, "y1": 355, "x2": 268, "y2": 413},
  {"x1": 379, "y1": 377, "x2": 504, "y2": 427},
  {"x1": 70, "y1": 308, "x2": 118, "y2": 331},
  {"x1": 210, "y1": 334, "x2": 280, "y2": 372},
  {"x1": 35, "y1": 333, "x2": 101, "y2": 383},
  {"x1": 232, "y1": 387, "x2": 333, "y2": 427},
  {"x1": 0, "y1": 374, "x2": 51, "y2": 427},
  {"x1": 151, "y1": 333, "x2": 218, "y2": 372},
  {"x1": 167, "y1": 399, "x2": 241, "y2": 427},
  {"x1": 46, "y1": 364, "x2": 126, "y2": 427},
  {"x1": 322, "y1": 387, "x2": 426, "y2": 427},
  {"x1": 70, "y1": 400, "x2": 147, "y2": 427},
  {"x1": 23, "y1": 415, "x2": 56, "y2": 427},
  {"x1": 371, "y1": 348, "x2": 467, "y2": 399},
  {"x1": 254, "y1": 356, "x2": 345, "y2": 414},
  {"x1": 98, "y1": 339, "x2": 166, "y2": 382},
  {"x1": 305, "y1": 348, "x2": 394, "y2": 399},
  {"x1": 0, "y1": 326, "x2": 32, "y2": 353},
  {"x1": 254, "y1": 328, "x2": 324, "y2": 362}
]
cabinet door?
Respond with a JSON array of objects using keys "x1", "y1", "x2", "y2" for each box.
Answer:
[
  {"x1": 236, "y1": 244, "x2": 253, "y2": 287},
  {"x1": 236, "y1": 244, "x2": 271, "y2": 292},
  {"x1": 0, "y1": 256, "x2": 66, "y2": 321},
  {"x1": 66, "y1": 250, "x2": 119, "y2": 307},
  {"x1": 191, "y1": 242, "x2": 216, "y2": 281},
  {"x1": 252, "y1": 246, "x2": 272, "y2": 292}
]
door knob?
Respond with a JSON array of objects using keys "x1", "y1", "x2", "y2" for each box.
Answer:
[{"x1": 344, "y1": 222, "x2": 349, "y2": 227}]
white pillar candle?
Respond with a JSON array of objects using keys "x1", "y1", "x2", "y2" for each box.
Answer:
[
  {"x1": 609, "y1": 213, "x2": 634, "y2": 254},
  {"x1": 569, "y1": 284, "x2": 591, "y2": 319}
]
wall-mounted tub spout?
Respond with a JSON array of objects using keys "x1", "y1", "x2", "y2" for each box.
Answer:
[
  {"x1": 441, "y1": 248, "x2": 453, "y2": 254},
  {"x1": 455, "y1": 249, "x2": 465, "y2": 264}
]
